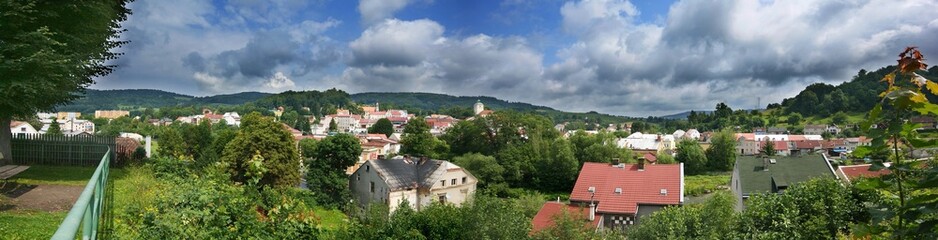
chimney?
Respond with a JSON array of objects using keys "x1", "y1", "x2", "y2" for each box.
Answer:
[
  {"x1": 589, "y1": 202, "x2": 596, "y2": 221},
  {"x1": 762, "y1": 157, "x2": 769, "y2": 171},
  {"x1": 638, "y1": 157, "x2": 645, "y2": 171},
  {"x1": 611, "y1": 158, "x2": 620, "y2": 166}
]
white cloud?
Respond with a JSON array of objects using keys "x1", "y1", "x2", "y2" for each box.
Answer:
[
  {"x1": 265, "y1": 72, "x2": 296, "y2": 89},
  {"x1": 358, "y1": 0, "x2": 414, "y2": 26}
]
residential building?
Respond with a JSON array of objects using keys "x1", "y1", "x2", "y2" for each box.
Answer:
[
  {"x1": 617, "y1": 132, "x2": 675, "y2": 155},
  {"x1": 41, "y1": 119, "x2": 95, "y2": 135},
  {"x1": 222, "y1": 112, "x2": 241, "y2": 126},
  {"x1": 735, "y1": 133, "x2": 823, "y2": 155},
  {"x1": 425, "y1": 115, "x2": 457, "y2": 136},
  {"x1": 684, "y1": 129, "x2": 701, "y2": 140},
  {"x1": 753, "y1": 127, "x2": 787, "y2": 134},
  {"x1": 349, "y1": 157, "x2": 477, "y2": 212},
  {"x1": 826, "y1": 125, "x2": 842, "y2": 135},
  {"x1": 731, "y1": 155, "x2": 836, "y2": 204},
  {"x1": 94, "y1": 110, "x2": 130, "y2": 119},
  {"x1": 759, "y1": 141, "x2": 790, "y2": 156},
  {"x1": 911, "y1": 116, "x2": 937, "y2": 130},
  {"x1": 532, "y1": 160, "x2": 684, "y2": 232},
  {"x1": 804, "y1": 124, "x2": 827, "y2": 135},
  {"x1": 531, "y1": 202, "x2": 600, "y2": 234},
  {"x1": 10, "y1": 121, "x2": 37, "y2": 135},
  {"x1": 56, "y1": 112, "x2": 81, "y2": 120},
  {"x1": 672, "y1": 130, "x2": 686, "y2": 140}
]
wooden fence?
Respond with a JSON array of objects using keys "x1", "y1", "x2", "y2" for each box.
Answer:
[{"x1": 10, "y1": 133, "x2": 131, "y2": 166}]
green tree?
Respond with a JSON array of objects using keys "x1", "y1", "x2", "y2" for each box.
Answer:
[
  {"x1": 453, "y1": 153, "x2": 504, "y2": 188},
  {"x1": 628, "y1": 192, "x2": 737, "y2": 239},
  {"x1": 705, "y1": 129, "x2": 737, "y2": 171},
  {"x1": 787, "y1": 113, "x2": 803, "y2": 125},
  {"x1": 45, "y1": 122, "x2": 62, "y2": 136},
  {"x1": 0, "y1": 0, "x2": 132, "y2": 161},
  {"x1": 831, "y1": 111, "x2": 848, "y2": 125},
  {"x1": 328, "y1": 118, "x2": 338, "y2": 132},
  {"x1": 294, "y1": 116, "x2": 310, "y2": 133},
  {"x1": 675, "y1": 139, "x2": 707, "y2": 175},
  {"x1": 221, "y1": 112, "x2": 302, "y2": 188},
  {"x1": 298, "y1": 138, "x2": 319, "y2": 158},
  {"x1": 368, "y1": 118, "x2": 394, "y2": 137},
  {"x1": 158, "y1": 126, "x2": 186, "y2": 158},
  {"x1": 737, "y1": 178, "x2": 857, "y2": 239},
  {"x1": 306, "y1": 133, "x2": 361, "y2": 206},
  {"x1": 760, "y1": 141, "x2": 776, "y2": 156},
  {"x1": 400, "y1": 118, "x2": 442, "y2": 158},
  {"x1": 655, "y1": 152, "x2": 676, "y2": 164}
]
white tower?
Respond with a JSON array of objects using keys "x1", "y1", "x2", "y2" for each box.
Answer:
[{"x1": 473, "y1": 100, "x2": 484, "y2": 115}]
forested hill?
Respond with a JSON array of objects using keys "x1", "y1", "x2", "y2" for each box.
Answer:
[
  {"x1": 773, "y1": 65, "x2": 938, "y2": 116},
  {"x1": 57, "y1": 89, "x2": 271, "y2": 113},
  {"x1": 350, "y1": 92, "x2": 634, "y2": 124}
]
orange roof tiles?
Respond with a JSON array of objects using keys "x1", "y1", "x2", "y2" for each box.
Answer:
[
  {"x1": 840, "y1": 164, "x2": 890, "y2": 181},
  {"x1": 530, "y1": 202, "x2": 600, "y2": 234},
  {"x1": 569, "y1": 162, "x2": 682, "y2": 214}
]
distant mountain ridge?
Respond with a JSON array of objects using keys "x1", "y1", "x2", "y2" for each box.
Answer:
[{"x1": 57, "y1": 89, "x2": 271, "y2": 113}]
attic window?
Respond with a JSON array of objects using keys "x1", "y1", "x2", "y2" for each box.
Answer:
[
  {"x1": 660, "y1": 189, "x2": 668, "y2": 195},
  {"x1": 366, "y1": 165, "x2": 370, "y2": 172},
  {"x1": 614, "y1": 188, "x2": 622, "y2": 194},
  {"x1": 588, "y1": 186, "x2": 595, "y2": 193}
]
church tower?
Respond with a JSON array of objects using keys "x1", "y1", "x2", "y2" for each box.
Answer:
[{"x1": 473, "y1": 100, "x2": 484, "y2": 115}]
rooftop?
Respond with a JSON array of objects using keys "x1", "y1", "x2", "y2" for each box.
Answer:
[
  {"x1": 839, "y1": 164, "x2": 891, "y2": 183},
  {"x1": 569, "y1": 162, "x2": 683, "y2": 214},
  {"x1": 735, "y1": 155, "x2": 835, "y2": 196},
  {"x1": 530, "y1": 202, "x2": 600, "y2": 234},
  {"x1": 368, "y1": 158, "x2": 449, "y2": 191}
]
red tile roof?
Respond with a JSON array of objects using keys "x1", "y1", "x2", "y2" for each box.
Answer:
[
  {"x1": 643, "y1": 153, "x2": 657, "y2": 163},
  {"x1": 795, "y1": 140, "x2": 822, "y2": 149},
  {"x1": 530, "y1": 202, "x2": 600, "y2": 234},
  {"x1": 569, "y1": 162, "x2": 683, "y2": 214},
  {"x1": 10, "y1": 121, "x2": 25, "y2": 128},
  {"x1": 840, "y1": 164, "x2": 890, "y2": 182}
]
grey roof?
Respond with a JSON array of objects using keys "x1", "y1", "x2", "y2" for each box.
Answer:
[
  {"x1": 735, "y1": 155, "x2": 835, "y2": 196},
  {"x1": 370, "y1": 158, "x2": 447, "y2": 190}
]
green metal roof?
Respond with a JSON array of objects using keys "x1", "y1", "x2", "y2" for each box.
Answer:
[{"x1": 736, "y1": 155, "x2": 834, "y2": 196}]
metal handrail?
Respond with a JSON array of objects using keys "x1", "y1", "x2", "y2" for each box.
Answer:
[{"x1": 51, "y1": 148, "x2": 110, "y2": 240}]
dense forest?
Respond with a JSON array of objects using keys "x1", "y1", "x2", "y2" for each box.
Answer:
[
  {"x1": 57, "y1": 89, "x2": 270, "y2": 113},
  {"x1": 773, "y1": 65, "x2": 938, "y2": 116}
]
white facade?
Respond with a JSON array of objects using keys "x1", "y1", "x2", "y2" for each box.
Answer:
[
  {"x1": 10, "y1": 121, "x2": 37, "y2": 134},
  {"x1": 473, "y1": 101, "x2": 484, "y2": 115}
]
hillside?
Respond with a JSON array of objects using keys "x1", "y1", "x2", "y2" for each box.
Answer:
[
  {"x1": 57, "y1": 89, "x2": 271, "y2": 113},
  {"x1": 774, "y1": 65, "x2": 938, "y2": 116}
]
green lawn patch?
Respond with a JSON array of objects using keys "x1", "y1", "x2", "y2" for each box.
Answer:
[
  {"x1": 12, "y1": 165, "x2": 127, "y2": 186},
  {"x1": 685, "y1": 173, "x2": 731, "y2": 197},
  {"x1": 0, "y1": 210, "x2": 67, "y2": 239},
  {"x1": 313, "y1": 207, "x2": 348, "y2": 231}
]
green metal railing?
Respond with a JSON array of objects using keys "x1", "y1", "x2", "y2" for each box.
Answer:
[{"x1": 52, "y1": 148, "x2": 111, "y2": 240}]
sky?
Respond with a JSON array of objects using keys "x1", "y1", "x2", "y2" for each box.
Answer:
[{"x1": 93, "y1": 0, "x2": 938, "y2": 117}]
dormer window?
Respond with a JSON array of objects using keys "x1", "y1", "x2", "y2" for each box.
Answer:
[{"x1": 614, "y1": 188, "x2": 622, "y2": 194}]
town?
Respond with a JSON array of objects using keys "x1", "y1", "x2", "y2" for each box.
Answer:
[{"x1": 2, "y1": 0, "x2": 938, "y2": 239}]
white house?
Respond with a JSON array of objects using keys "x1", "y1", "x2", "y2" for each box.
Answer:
[
  {"x1": 10, "y1": 121, "x2": 38, "y2": 135},
  {"x1": 349, "y1": 157, "x2": 477, "y2": 212}
]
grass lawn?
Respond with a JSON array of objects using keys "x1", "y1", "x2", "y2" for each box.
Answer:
[
  {"x1": 13, "y1": 165, "x2": 127, "y2": 186},
  {"x1": 0, "y1": 210, "x2": 67, "y2": 239},
  {"x1": 684, "y1": 173, "x2": 731, "y2": 197},
  {"x1": 0, "y1": 165, "x2": 128, "y2": 238},
  {"x1": 313, "y1": 207, "x2": 348, "y2": 231}
]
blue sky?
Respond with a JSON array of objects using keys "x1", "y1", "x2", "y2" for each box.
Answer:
[{"x1": 95, "y1": 0, "x2": 938, "y2": 117}]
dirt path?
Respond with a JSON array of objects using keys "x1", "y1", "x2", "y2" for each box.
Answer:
[{"x1": 1, "y1": 183, "x2": 82, "y2": 212}]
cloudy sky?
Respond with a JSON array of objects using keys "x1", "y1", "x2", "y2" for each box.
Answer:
[{"x1": 93, "y1": 0, "x2": 938, "y2": 117}]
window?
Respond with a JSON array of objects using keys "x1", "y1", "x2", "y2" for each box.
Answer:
[
  {"x1": 366, "y1": 165, "x2": 370, "y2": 172},
  {"x1": 438, "y1": 194, "x2": 446, "y2": 203},
  {"x1": 441, "y1": 180, "x2": 446, "y2": 187},
  {"x1": 451, "y1": 179, "x2": 457, "y2": 185},
  {"x1": 20, "y1": 127, "x2": 26, "y2": 131},
  {"x1": 356, "y1": 174, "x2": 360, "y2": 181},
  {"x1": 370, "y1": 182, "x2": 375, "y2": 193},
  {"x1": 462, "y1": 177, "x2": 467, "y2": 184}
]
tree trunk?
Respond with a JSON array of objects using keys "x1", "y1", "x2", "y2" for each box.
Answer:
[{"x1": 0, "y1": 118, "x2": 11, "y2": 165}]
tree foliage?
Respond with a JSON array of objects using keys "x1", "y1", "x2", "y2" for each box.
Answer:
[
  {"x1": 675, "y1": 139, "x2": 708, "y2": 175},
  {"x1": 0, "y1": 0, "x2": 132, "y2": 160},
  {"x1": 220, "y1": 112, "x2": 302, "y2": 188},
  {"x1": 367, "y1": 118, "x2": 394, "y2": 137},
  {"x1": 452, "y1": 153, "x2": 503, "y2": 188},
  {"x1": 306, "y1": 134, "x2": 361, "y2": 207},
  {"x1": 705, "y1": 129, "x2": 737, "y2": 171}
]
